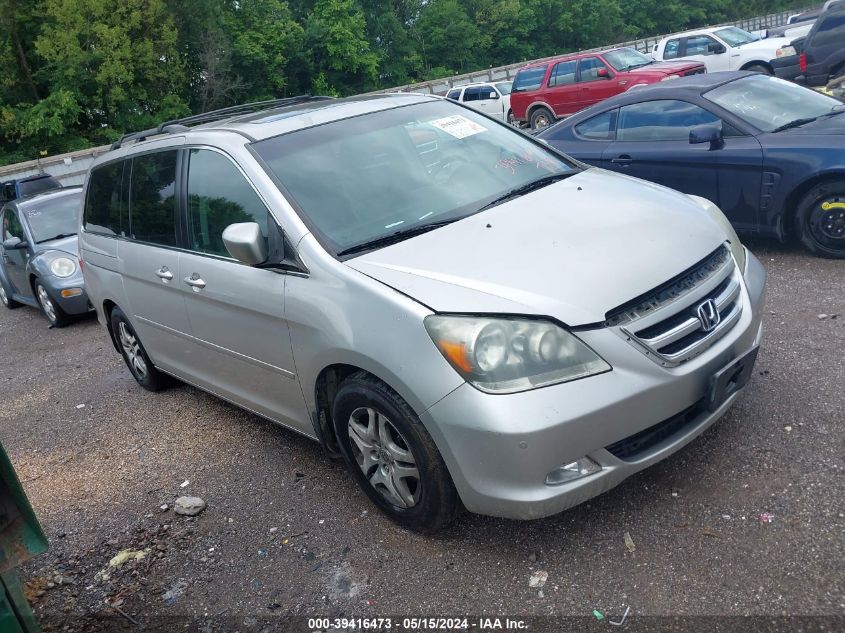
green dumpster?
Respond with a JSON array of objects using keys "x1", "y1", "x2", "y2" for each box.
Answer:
[{"x1": 0, "y1": 442, "x2": 48, "y2": 633}]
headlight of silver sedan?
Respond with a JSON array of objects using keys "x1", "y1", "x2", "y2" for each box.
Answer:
[
  {"x1": 424, "y1": 315, "x2": 611, "y2": 394},
  {"x1": 49, "y1": 256, "x2": 76, "y2": 278}
]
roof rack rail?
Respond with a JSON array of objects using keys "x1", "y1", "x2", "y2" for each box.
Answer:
[{"x1": 110, "y1": 95, "x2": 333, "y2": 150}]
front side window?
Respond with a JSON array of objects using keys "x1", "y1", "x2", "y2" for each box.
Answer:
[
  {"x1": 2, "y1": 210, "x2": 24, "y2": 241},
  {"x1": 705, "y1": 74, "x2": 842, "y2": 132},
  {"x1": 684, "y1": 35, "x2": 719, "y2": 56},
  {"x1": 186, "y1": 149, "x2": 269, "y2": 257},
  {"x1": 252, "y1": 100, "x2": 576, "y2": 255},
  {"x1": 84, "y1": 161, "x2": 126, "y2": 236},
  {"x1": 512, "y1": 65, "x2": 548, "y2": 92},
  {"x1": 617, "y1": 100, "x2": 720, "y2": 141},
  {"x1": 549, "y1": 61, "x2": 576, "y2": 87},
  {"x1": 574, "y1": 110, "x2": 616, "y2": 140},
  {"x1": 24, "y1": 193, "x2": 82, "y2": 243},
  {"x1": 129, "y1": 151, "x2": 177, "y2": 246},
  {"x1": 579, "y1": 57, "x2": 611, "y2": 82},
  {"x1": 663, "y1": 39, "x2": 681, "y2": 60}
]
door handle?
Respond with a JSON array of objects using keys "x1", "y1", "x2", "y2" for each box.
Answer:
[
  {"x1": 611, "y1": 155, "x2": 633, "y2": 165},
  {"x1": 184, "y1": 273, "x2": 206, "y2": 291},
  {"x1": 156, "y1": 266, "x2": 173, "y2": 281}
]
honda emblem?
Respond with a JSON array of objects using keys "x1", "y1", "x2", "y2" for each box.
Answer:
[{"x1": 696, "y1": 299, "x2": 720, "y2": 332}]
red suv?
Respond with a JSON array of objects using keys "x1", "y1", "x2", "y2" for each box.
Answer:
[{"x1": 510, "y1": 47, "x2": 706, "y2": 129}]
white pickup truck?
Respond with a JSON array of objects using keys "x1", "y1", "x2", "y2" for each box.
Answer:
[{"x1": 652, "y1": 26, "x2": 792, "y2": 75}]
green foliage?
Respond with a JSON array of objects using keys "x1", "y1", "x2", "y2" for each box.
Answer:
[{"x1": 0, "y1": 0, "x2": 807, "y2": 164}]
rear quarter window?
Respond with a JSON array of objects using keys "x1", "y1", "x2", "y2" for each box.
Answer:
[
  {"x1": 84, "y1": 161, "x2": 127, "y2": 236},
  {"x1": 513, "y1": 65, "x2": 548, "y2": 92}
]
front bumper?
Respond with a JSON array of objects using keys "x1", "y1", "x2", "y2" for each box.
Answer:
[
  {"x1": 421, "y1": 251, "x2": 766, "y2": 519},
  {"x1": 46, "y1": 273, "x2": 92, "y2": 315}
]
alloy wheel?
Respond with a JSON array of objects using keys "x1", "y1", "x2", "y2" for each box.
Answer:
[
  {"x1": 0, "y1": 284, "x2": 8, "y2": 306},
  {"x1": 36, "y1": 285, "x2": 57, "y2": 323},
  {"x1": 118, "y1": 321, "x2": 148, "y2": 379},
  {"x1": 347, "y1": 407, "x2": 421, "y2": 508}
]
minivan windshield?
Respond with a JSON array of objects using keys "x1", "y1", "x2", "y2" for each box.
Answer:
[
  {"x1": 705, "y1": 74, "x2": 843, "y2": 132},
  {"x1": 24, "y1": 192, "x2": 81, "y2": 243},
  {"x1": 253, "y1": 100, "x2": 576, "y2": 255}
]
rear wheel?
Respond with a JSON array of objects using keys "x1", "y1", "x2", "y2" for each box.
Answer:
[
  {"x1": 794, "y1": 180, "x2": 845, "y2": 258},
  {"x1": 110, "y1": 307, "x2": 171, "y2": 391},
  {"x1": 0, "y1": 282, "x2": 21, "y2": 309},
  {"x1": 35, "y1": 281, "x2": 70, "y2": 327},
  {"x1": 332, "y1": 372, "x2": 460, "y2": 533},
  {"x1": 530, "y1": 106, "x2": 554, "y2": 131}
]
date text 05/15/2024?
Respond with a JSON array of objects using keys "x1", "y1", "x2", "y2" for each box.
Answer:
[{"x1": 308, "y1": 618, "x2": 529, "y2": 631}]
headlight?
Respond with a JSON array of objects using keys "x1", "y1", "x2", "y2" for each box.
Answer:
[
  {"x1": 686, "y1": 195, "x2": 747, "y2": 271},
  {"x1": 424, "y1": 315, "x2": 611, "y2": 394},
  {"x1": 49, "y1": 257, "x2": 76, "y2": 278},
  {"x1": 660, "y1": 74, "x2": 681, "y2": 81}
]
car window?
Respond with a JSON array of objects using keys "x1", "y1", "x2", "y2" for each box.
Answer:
[
  {"x1": 574, "y1": 110, "x2": 616, "y2": 140},
  {"x1": 814, "y1": 12, "x2": 845, "y2": 44},
  {"x1": 512, "y1": 65, "x2": 548, "y2": 92},
  {"x1": 685, "y1": 35, "x2": 719, "y2": 56},
  {"x1": 2, "y1": 210, "x2": 24, "y2": 241},
  {"x1": 549, "y1": 60, "x2": 576, "y2": 87},
  {"x1": 462, "y1": 87, "x2": 481, "y2": 102},
  {"x1": 252, "y1": 100, "x2": 575, "y2": 255},
  {"x1": 663, "y1": 39, "x2": 681, "y2": 60},
  {"x1": 24, "y1": 193, "x2": 81, "y2": 243},
  {"x1": 84, "y1": 161, "x2": 127, "y2": 236},
  {"x1": 617, "y1": 100, "x2": 721, "y2": 141},
  {"x1": 129, "y1": 151, "x2": 178, "y2": 246},
  {"x1": 579, "y1": 57, "x2": 610, "y2": 82},
  {"x1": 186, "y1": 149, "x2": 270, "y2": 257},
  {"x1": 446, "y1": 89, "x2": 461, "y2": 101},
  {"x1": 18, "y1": 176, "x2": 61, "y2": 198},
  {"x1": 713, "y1": 27, "x2": 759, "y2": 47}
]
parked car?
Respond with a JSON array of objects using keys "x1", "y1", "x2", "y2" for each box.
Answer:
[
  {"x1": 772, "y1": 6, "x2": 845, "y2": 87},
  {"x1": 538, "y1": 71, "x2": 845, "y2": 258},
  {"x1": 510, "y1": 47, "x2": 706, "y2": 130},
  {"x1": 446, "y1": 81, "x2": 514, "y2": 124},
  {"x1": 652, "y1": 26, "x2": 791, "y2": 75},
  {"x1": 0, "y1": 173, "x2": 62, "y2": 204},
  {"x1": 81, "y1": 95, "x2": 765, "y2": 532},
  {"x1": 0, "y1": 187, "x2": 90, "y2": 325}
]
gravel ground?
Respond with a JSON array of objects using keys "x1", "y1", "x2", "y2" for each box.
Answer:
[{"x1": 1, "y1": 239, "x2": 843, "y2": 632}]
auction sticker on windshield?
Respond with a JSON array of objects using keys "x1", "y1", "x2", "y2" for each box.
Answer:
[{"x1": 429, "y1": 115, "x2": 487, "y2": 139}]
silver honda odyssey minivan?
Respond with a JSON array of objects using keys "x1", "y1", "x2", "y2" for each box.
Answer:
[{"x1": 80, "y1": 95, "x2": 766, "y2": 532}]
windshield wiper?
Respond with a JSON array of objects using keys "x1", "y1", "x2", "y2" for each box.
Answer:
[
  {"x1": 337, "y1": 220, "x2": 456, "y2": 257},
  {"x1": 628, "y1": 61, "x2": 654, "y2": 69},
  {"x1": 476, "y1": 173, "x2": 574, "y2": 213},
  {"x1": 35, "y1": 232, "x2": 76, "y2": 244},
  {"x1": 771, "y1": 117, "x2": 818, "y2": 132}
]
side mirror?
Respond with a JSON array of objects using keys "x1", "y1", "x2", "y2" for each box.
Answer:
[
  {"x1": 708, "y1": 42, "x2": 727, "y2": 54},
  {"x1": 689, "y1": 123, "x2": 724, "y2": 150},
  {"x1": 597, "y1": 68, "x2": 610, "y2": 78},
  {"x1": 222, "y1": 222, "x2": 269, "y2": 265},
  {"x1": 489, "y1": 91, "x2": 499, "y2": 99},
  {"x1": 2, "y1": 237, "x2": 26, "y2": 250}
]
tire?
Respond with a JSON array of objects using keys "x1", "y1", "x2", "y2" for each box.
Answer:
[
  {"x1": 34, "y1": 280, "x2": 70, "y2": 327},
  {"x1": 506, "y1": 109, "x2": 515, "y2": 126},
  {"x1": 0, "y1": 281, "x2": 22, "y2": 309},
  {"x1": 794, "y1": 180, "x2": 845, "y2": 259},
  {"x1": 332, "y1": 372, "x2": 460, "y2": 533},
  {"x1": 530, "y1": 106, "x2": 554, "y2": 131},
  {"x1": 744, "y1": 63, "x2": 772, "y2": 75},
  {"x1": 110, "y1": 306, "x2": 171, "y2": 391}
]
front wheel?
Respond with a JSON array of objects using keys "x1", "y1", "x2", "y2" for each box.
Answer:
[
  {"x1": 35, "y1": 281, "x2": 70, "y2": 327},
  {"x1": 530, "y1": 107, "x2": 554, "y2": 131},
  {"x1": 110, "y1": 307, "x2": 171, "y2": 391},
  {"x1": 794, "y1": 181, "x2": 845, "y2": 258},
  {"x1": 332, "y1": 372, "x2": 460, "y2": 533}
]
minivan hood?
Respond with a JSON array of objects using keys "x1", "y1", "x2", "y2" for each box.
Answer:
[{"x1": 346, "y1": 170, "x2": 728, "y2": 326}]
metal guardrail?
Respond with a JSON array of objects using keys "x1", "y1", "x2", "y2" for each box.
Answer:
[{"x1": 0, "y1": 5, "x2": 814, "y2": 182}]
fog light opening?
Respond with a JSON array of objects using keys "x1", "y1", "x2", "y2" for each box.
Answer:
[
  {"x1": 545, "y1": 456, "x2": 602, "y2": 486},
  {"x1": 60, "y1": 288, "x2": 83, "y2": 298}
]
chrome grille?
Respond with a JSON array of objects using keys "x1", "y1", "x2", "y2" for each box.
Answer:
[{"x1": 607, "y1": 245, "x2": 743, "y2": 366}]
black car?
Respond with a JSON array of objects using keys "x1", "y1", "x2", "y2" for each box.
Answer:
[
  {"x1": 0, "y1": 173, "x2": 63, "y2": 204},
  {"x1": 538, "y1": 71, "x2": 845, "y2": 258},
  {"x1": 773, "y1": 6, "x2": 845, "y2": 86}
]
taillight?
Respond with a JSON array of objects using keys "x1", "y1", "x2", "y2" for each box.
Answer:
[{"x1": 799, "y1": 52, "x2": 807, "y2": 73}]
